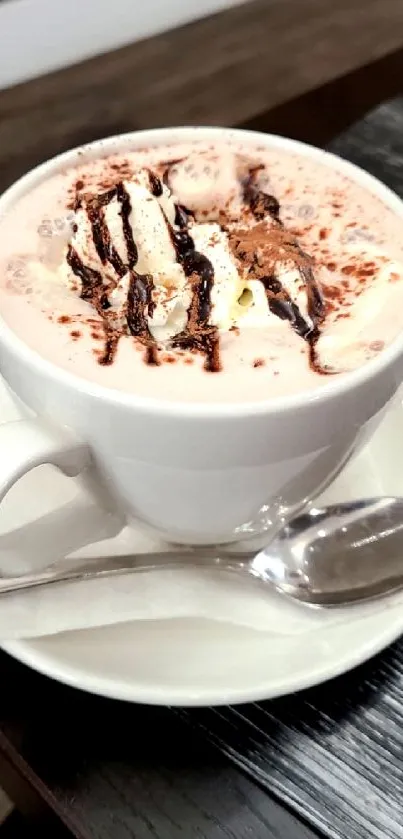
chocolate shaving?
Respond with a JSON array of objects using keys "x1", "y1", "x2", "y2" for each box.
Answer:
[
  {"x1": 144, "y1": 344, "x2": 160, "y2": 365},
  {"x1": 174, "y1": 204, "x2": 195, "y2": 229},
  {"x1": 243, "y1": 168, "x2": 282, "y2": 224},
  {"x1": 98, "y1": 328, "x2": 120, "y2": 366},
  {"x1": 148, "y1": 170, "x2": 163, "y2": 197}
]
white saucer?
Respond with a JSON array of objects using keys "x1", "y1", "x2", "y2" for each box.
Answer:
[{"x1": 2, "y1": 384, "x2": 403, "y2": 706}]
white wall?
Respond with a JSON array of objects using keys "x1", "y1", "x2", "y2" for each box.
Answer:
[{"x1": 0, "y1": 0, "x2": 244, "y2": 90}]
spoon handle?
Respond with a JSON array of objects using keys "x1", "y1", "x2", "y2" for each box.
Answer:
[
  {"x1": 0, "y1": 550, "x2": 253, "y2": 595},
  {"x1": 3, "y1": 496, "x2": 403, "y2": 605}
]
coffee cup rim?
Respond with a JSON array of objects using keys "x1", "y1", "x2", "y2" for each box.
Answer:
[{"x1": 0, "y1": 125, "x2": 402, "y2": 419}]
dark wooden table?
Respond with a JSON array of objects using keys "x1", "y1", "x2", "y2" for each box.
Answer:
[
  {"x1": 2, "y1": 636, "x2": 403, "y2": 839},
  {"x1": 0, "y1": 650, "x2": 322, "y2": 839}
]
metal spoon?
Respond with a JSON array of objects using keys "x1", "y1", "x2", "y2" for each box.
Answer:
[{"x1": 1, "y1": 496, "x2": 403, "y2": 607}]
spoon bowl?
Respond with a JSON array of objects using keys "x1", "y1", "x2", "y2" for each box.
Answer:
[{"x1": 252, "y1": 496, "x2": 403, "y2": 605}]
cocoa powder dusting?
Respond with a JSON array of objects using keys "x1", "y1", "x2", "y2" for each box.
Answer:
[
  {"x1": 369, "y1": 340, "x2": 385, "y2": 352},
  {"x1": 228, "y1": 222, "x2": 324, "y2": 344},
  {"x1": 323, "y1": 285, "x2": 342, "y2": 301}
]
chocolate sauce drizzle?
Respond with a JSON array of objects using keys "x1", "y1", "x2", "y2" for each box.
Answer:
[
  {"x1": 115, "y1": 182, "x2": 138, "y2": 270},
  {"x1": 66, "y1": 245, "x2": 110, "y2": 311},
  {"x1": 166, "y1": 199, "x2": 220, "y2": 372},
  {"x1": 142, "y1": 161, "x2": 220, "y2": 370},
  {"x1": 260, "y1": 274, "x2": 314, "y2": 340},
  {"x1": 241, "y1": 168, "x2": 325, "y2": 363},
  {"x1": 301, "y1": 261, "x2": 326, "y2": 330},
  {"x1": 86, "y1": 194, "x2": 126, "y2": 278},
  {"x1": 67, "y1": 157, "x2": 325, "y2": 375},
  {"x1": 232, "y1": 226, "x2": 325, "y2": 360},
  {"x1": 127, "y1": 271, "x2": 154, "y2": 334},
  {"x1": 68, "y1": 182, "x2": 157, "y2": 365},
  {"x1": 174, "y1": 203, "x2": 195, "y2": 229}
]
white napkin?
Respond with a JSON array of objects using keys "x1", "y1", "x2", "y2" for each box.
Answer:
[{"x1": 0, "y1": 378, "x2": 402, "y2": 641}]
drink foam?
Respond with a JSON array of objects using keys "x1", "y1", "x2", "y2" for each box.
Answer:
[{"x1": 1, "y1": 139, "x2": 403, "y2": 403}]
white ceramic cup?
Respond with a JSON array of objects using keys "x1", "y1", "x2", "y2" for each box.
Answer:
[{"x1": 0, "y1": 126, "x2": 402, "y2": 545}]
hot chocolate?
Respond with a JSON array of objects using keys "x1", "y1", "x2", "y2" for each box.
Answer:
[{"x1": 1, "y1": 138, "x2": 402, "y2": 403}]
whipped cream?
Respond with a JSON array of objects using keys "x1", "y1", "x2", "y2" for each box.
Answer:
[
  {"x1": 63, "y1": 154, "x2": 325, "y2": 346},
  {"x1": 61, "y1": 149, "x2": 402, "y2": 377},
  {"x1": 62, "y1": 161, "x2": 277, "y2": 345},
  {"x1": 66, "y1": 170, "x2": 186, "y2": 305},
  {"x1": 62, "y1": 155, "x2": 296, "y2": 354},
  {"x1": 166, "y1": 151, "x2": 248, "y2": 220}
]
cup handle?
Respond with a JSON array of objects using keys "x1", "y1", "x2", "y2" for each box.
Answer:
[{"x1": 0, "y1": 418, "x2": 91, "y2": 503}]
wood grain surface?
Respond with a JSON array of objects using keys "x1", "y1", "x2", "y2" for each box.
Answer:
[
  {"x1": 178, "y1": 641, "x2": 403, "y2": 839},
  {"x1": 0, "y1": 651, "x2": 318, "y2": 839},
  {"x1": 241, "y1": 48, "x2": 403, "y2": 147},
  {"x1": 329, "y1": 98, "x2": 403, "y2": 196},
  {"x1": 1, "y1": 0, "x2": 403, "y2": 192}
]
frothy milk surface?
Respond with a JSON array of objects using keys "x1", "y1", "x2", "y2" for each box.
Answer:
[{"x1": 1, "y1": 138, "x2": 403, "y2": 404}]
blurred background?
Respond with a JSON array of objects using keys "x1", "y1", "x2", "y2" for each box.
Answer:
[{"x1": 1, "y1": 0, "x2": 403, "y2": 195}]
